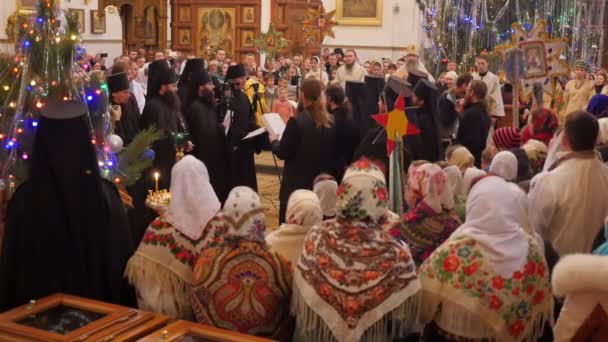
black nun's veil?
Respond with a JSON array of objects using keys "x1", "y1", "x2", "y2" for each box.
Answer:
[{"x1": 0, "y1": 101, "x2": 135, "y2": 310}]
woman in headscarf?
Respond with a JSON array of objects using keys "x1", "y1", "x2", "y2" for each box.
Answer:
[
  {"x1": 587, "y1": 93, "x2": 608, "y2": 119},
  {"x1": 313, "y1": 173, "x2": 338, "y2": 220},
  {"x1": 521, "y1": 83, "x2": 558, "y2": 146},
  {"x1": 190, "y1": 186, "x2": 293, "y2": 341},
  {"x1": 522, "y1": 139, "x2": 548, "y2": 175},
  {"x1": 266, "y1": 190, "x2": 323, "y2": 266},
  {"x1": 304, "y1": 56, "x2": 329, "y2": 86},
  {"x1": 418, "y1": 175, "x2": 553, "y2": 342},
  {"x1": 489, "y1": 151, "x2": 518, "y2": 182},
  {"x1": 461, "y1": 167, "x2": 487, "y2": 197},
  {"x1": 446, "y1": 145, "x2": 475, "y2": 175},
  {"x1": 443, "y1": 165, "x2": 466, "y2": 221},
  {"x1": 125, "y1": 156, "x2": 226, "y2": 320},
  {"x1": 292, "y1": 160, "x2": 421, "y2": 342},
  {"x1": 390, "y1": 163, "x2": 462, "y2": 266}
]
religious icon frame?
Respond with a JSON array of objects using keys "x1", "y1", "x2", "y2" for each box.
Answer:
[
  {"x1": 242, "y1": 6, "x2": 255, "y2": 24},
  {"x1": 0, "y1": 293, "x2": 168, "y2": 341},
  {"x1": 16, "y1": 0, "x2": 36, "y2": 13},
  {"x1": 90, "y1": 10, "x2": 106, "y2": 34},
  {"x1": 178, "y1": 6, "x2": 191, "y2": 23},
  {"x1": 68, "y1": 9, "x2": 85, "y2": 34},
  {"x1": 241, "y1": 30, "x2": 255, "y2": 47},
  {"x1": 520, "y1": 40, "x2": 548, "y2": 79},
  {"x1": 138, "y1": 320, "x2": 275, "y2": 341},
  {"x1": 178, "y1": 28, "x2": 192, "y2": 45},
  {"x1": 336, "y1": 0, "x2": 382, "y2": 26}
]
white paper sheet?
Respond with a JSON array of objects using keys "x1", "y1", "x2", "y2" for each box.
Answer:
[
  {"x1": 242, "y1": 127, "x2": 267, "y2": 140},
  {"x1": 262, "y1": 113, "x2": 286, "y2": 140}
]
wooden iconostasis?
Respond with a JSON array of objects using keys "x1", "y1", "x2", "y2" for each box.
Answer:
[
  {"x1": 171, "y1": 0, "x2": 322, "y2": 62},
  {"x1": 171, "y1": 0, "x2": 261, "y2": 63}
]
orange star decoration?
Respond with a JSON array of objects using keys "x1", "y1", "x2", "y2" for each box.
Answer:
[
  {"x1": 372, "y1": 93, "x2": 420, "y2": 155},
  {"x1": 303, "y1": 6, "x2": 337, "y2": 44}
]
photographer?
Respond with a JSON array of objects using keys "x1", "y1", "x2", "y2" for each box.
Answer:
[
  {"x1": 218, "y1": 64, "x2": 262, "y2": 191},
  {"x1": 244, "y1": 67, "x2": 267, "y2": 126}
]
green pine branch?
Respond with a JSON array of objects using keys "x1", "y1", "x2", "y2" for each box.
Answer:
[{"x1": 115, "y1": 127, "x2": 164, "y2": 187}]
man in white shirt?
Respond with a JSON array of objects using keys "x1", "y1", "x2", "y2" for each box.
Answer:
[
  {"x1": 334, "y1": 49, "x2": 366, "y2": 89},
  {"x1": 473, "y1": 55, "x2": 505, "y2": 118},
  {"x1": 528, "y1": 111, "x2": 608, "y2": 256},
  {"x1": 129, "y1": 62, "x2": 146, "y2": 113}
]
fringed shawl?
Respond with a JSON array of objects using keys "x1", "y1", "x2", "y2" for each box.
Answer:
[
  {"x1": 292, "y1": 159, "x2": 421, "y2": 342},
  {"x1": 124, "y1": 215, "x2": 227, "y2": 320},
  {"x1": 419, "y1": 236, "x2": 553, "y2": 342}
]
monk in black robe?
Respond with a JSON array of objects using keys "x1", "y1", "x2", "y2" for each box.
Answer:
[
  {"x1": 218, "y1": 64, "x2": 261, "y2": 191},
  {"x1": 183, "y1": 60, "x2": 230, "y2": 203},
  {"x1": 140, "y1": 60, "x2": 188, "y2": 190},
  {"x1": 107, "y1": 72, "x2": 140, "y2": 146},
  {"x1": 0, "y1": 101, "x2": 135, "y2": 310},
  {"x1": 412, "y1": 79, "x2": 443, "y2": 162},
  {"x1": 178, "y1": 58, "x2": 205, "y2": 115}
]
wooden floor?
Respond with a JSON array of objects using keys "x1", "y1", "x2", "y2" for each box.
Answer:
[{"x1": 254, "y1": 151, "x2": 282, "y2": 230}]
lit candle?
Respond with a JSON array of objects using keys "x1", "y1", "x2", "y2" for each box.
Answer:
[{"x1": 154, "y1": 172, "x2": 159, "y2": 192}]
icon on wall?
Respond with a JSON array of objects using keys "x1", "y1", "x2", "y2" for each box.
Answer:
[
  {"x1": 90, "y1": 10, "x2": 106, "y2": 34},
  {"x1": 242, "y1": 7, "x2": 255, "y2": 24},
  {"x1": 68, "y1": 9, "x2": 85, "y2": 33}
]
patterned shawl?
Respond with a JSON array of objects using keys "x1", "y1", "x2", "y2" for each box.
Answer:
[
  {"x1": 418, "y1": 176, "x2": 553, "y2": 342},
  {"x1": 292, "y1": 159, "x2": 421, "y2": 342},
  {"x1": 124, "y1": 215, "x2": 227, "y2": 320},
  {"x1": 189, "y1": 186, "x2": 293, "y2": 340}
]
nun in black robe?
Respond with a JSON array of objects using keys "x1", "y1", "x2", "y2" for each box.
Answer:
[
  {"x1": 218, "y1": 64, "x2": 261, "y2": 191},
  {"x1": 184, "y1": 65, "x2": 230, "y2": 203},
  {"x1": 0, "y1": 101, "x2": 136, "y2": 310}
]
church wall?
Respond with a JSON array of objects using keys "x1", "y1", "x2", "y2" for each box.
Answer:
[
  {"x1": 320, "y1": 0, "x2": 422, "y2": 63},
  {"x1": 0, "y1": 0, "x2": 172, "y2": 63}
]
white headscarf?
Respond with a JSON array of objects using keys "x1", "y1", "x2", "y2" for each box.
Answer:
[
  {"x1": 461, "y1": 168, "x2": 486, "y2": 196},
  {"x1": 266, "y1": 190, "x2": 323, "y2": 265},
  {"x1": 452, "y1": 176, "x2": 529, "y2": 277},
  {"x1": 166, "y1": 156, "x2": 221, "y2": 240},
  {"x1": 489, "y1": 151, "x2": 518, "y2": 181},
  {"x1": 448, "y1": 146, "x2": 475, "y2": 174},
  {"x1": 443, "y1": 165, "x2": 463, "y2": 196},
  {"x1": 313, "y1": 176, "x2": 338, "y2": 218},
  {"x1": 222, "y1": 186, "x2": 265, "y2": 242}
]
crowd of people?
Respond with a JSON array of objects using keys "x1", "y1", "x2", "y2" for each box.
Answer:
[{"x1": 1, "y1": 42, "x2": 608, "y2": 342}]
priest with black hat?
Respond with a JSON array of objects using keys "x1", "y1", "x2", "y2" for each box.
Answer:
[
  {"x1": 141, "y1": 59, "x2": 189, "y2": 190},
  {"x1": 218, "y1": 64, "x2": 261, "y2": 191},
  {"x1": 183, "y1": 61, "x2": 230, "y2": 203},
  {"x1": 107, "y1": 72, "x2": 141, "y2": 146},
  {"x1": 0, "y1": 101, "x2": 136, "y2": 310}
]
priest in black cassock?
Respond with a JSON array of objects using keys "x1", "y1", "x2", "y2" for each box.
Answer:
[
  {"x1": 182, "y1": 60, "x2": 230, "y2": 203},
  {"x1": 140, "y1": 59, "x2": 188, "y2": 189},
  {"x1": 107, "y1": 72, "x2": 141, "y2": 146},
  {"x1": 178, "y1": 58, "x2": 205, "y2": 114},
  {"x1": 0, "y1": 101, "x2": 135, "y2": 310},
  {"x1": 218, "y1": 64, "x2": 261, "y2": 191}
]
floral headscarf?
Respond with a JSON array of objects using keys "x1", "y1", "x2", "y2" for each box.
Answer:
[
  {"x1": 222, "y1": 186, "x2": 265, "y2": 242},
  {"x1": 336, "y1": 158, "x2": 389, "y2": 224},
  {"x1": 407, "y1": 163, "x2": 455, "y2": 214},
  {"x1": 286, "y1": 190, "x2": 323, "y2": 227},
  {"x1": 292, "y1": 159, "x2": 421, "y2": 342}
]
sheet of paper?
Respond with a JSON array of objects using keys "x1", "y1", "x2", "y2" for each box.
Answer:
[
  {"x1": 222, "y1": 110, "x2": 232, "y2": 135},
  {"x1": 262, "y1": 113, "x2": 287, "y2": 140},
  {"x1": 242, "y1": 127, "x2": 267, "y2": 140}
]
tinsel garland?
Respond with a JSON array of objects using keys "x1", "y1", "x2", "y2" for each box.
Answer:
[{"x1": 416, "y1": 0, "x2": 606, "y2": 72}]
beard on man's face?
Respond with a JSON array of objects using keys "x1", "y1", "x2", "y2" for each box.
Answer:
[
  {"x1": 160, "y1": 90, "x2": 181, "y2": 112},
  {"x1": 200, "y1": 88, "x2": 217, "y2": 108}
]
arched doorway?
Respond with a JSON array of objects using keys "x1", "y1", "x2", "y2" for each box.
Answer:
[{"x1": 98, "y1": 0, "x2": 168, "y2": 53}]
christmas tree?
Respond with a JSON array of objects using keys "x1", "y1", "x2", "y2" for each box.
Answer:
[{"x1": 0, "y1": 0, "x2": 160, "y2": 191}]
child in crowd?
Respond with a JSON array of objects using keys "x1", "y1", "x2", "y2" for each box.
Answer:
[{"x1": 272, "y1": 87, "x2": 295, "y2": 123}]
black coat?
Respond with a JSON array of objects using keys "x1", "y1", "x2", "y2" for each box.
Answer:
[
  {"x1": 222, "y1": 90, "x2": 260, "y2": 191},
  {"x1": 414, "y1": 104, "x2": 442, "y2": 162},
  {"x1": 457, "y1": 102, "x2": 491, "y2": 167},
  {"x1": 186, "y1": 98, "x2": 230, "y2": 203},
  {"x1": 140, "y1": 96, "x2": 185, "y2": 189},
  {"x1": 330, "y1": 106, "x2": 359, "y2": 181},
  {"x1": 272, "y1": 110, "x2": 336, "y2": 223},
  {"x1": 113, "y1": 95, "x2": 141, "y2": 146}
]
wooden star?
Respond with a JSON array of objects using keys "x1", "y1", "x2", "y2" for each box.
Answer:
[{"x1": 372, "y1": 93, "x2": 420, "y2": 155}]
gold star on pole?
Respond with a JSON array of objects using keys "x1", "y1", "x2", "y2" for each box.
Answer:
[
  {"x1": 253, "y1": 23, "x2": 289, "y2": 61},
  {"x1": 303, "y1": 5, "x2": 337, "y2": 44}
]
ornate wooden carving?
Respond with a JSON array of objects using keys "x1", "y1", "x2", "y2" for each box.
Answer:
[
  {"x1": 97, "y1": 0, "x2": 168, "y2": 52},
  {"x1": 271, "y1": 0, "x2": 321, "y2": 57},
  {"x1": 171, "y1": 0, "x2": 262, "y2": 62}
]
